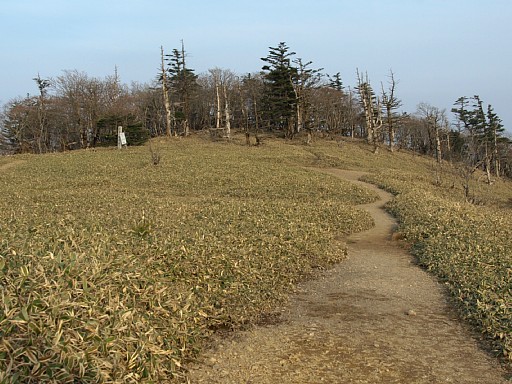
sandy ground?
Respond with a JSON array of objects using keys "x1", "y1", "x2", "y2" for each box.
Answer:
[{"x1": 186, "y1": 169, "x2": 510, "y2": 383}]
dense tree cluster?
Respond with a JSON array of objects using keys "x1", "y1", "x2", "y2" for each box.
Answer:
[
  {"x1": 0, "y1": 69, "x2": 149, "y2": 152},
  {"x1": 1, "y1": 42, "x2": 511, "y2": 178}
]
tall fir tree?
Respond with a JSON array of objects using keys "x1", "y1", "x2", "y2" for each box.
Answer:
[
  {"x1": 165, "y1": 41, "x2": 198, "y2": 135},
  {"x1": 452, "y1": 95, "x2": 508, "y2": 182},
  {"x1": 260, "y1": 42, "x2": 297, "y2": 137},
  {"x1": 327, "y1": 72, "x2": 344, "y2": 92}
]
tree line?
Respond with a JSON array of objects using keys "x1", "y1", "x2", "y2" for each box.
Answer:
[{"x1": 1, "y1": 41, "x2": 511, "y2": 180}]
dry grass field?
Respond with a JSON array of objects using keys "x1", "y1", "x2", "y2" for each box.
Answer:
[{"x1": 0, "y1": 132, "x2": 510, "y2": 382}]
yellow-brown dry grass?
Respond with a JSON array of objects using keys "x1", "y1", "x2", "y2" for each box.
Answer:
[{"x1": 0, "y1": 133, "x2": 510, "y2": 382}]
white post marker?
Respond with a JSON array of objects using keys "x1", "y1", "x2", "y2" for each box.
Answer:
[{"x1": 118, "y1": 126, "x2": 127, "y2": 149}]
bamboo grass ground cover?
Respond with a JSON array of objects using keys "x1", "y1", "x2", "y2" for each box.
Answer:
[
  {"x1": 0, "y1": 137, "x2": 376, "y2": 382},
  {"x1": 301, "y1": 139, "x2": 511, "y2": 363},
  {"x1": 362, "y1": 169, "x2": 512, "y2": 362},
  {"x1": 3, "y1": 135, "x2": 510, "y2": 381}
]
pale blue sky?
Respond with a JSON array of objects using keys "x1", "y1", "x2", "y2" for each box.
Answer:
[{"x1": 1, "y1": 0, "x2": 511, "y2": 131}]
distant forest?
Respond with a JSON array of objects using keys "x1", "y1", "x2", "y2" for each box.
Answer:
[{"x1": 1, "y1": 42, "x2": 511, "y2": 179}]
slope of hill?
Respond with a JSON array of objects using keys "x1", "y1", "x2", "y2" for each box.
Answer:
[
  {"x1": 188, "y1": 168, "x2": 510, "y2": 383},
  {"x1": 0, "y1": 133, "x2": 510, "y2": 382}
]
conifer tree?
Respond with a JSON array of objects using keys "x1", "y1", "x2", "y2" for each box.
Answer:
[
  {"x1": 452, "y1": 95, "x2": 508, "y2": 191},
  {"x1": 260, "y1": 42, "x2": 297, "y2": 138},
  {"x1": 327, "y1": 72, "x2": 343, "y2": 92},
  {"x1": 452, "y1": 96, "x2": 472, "y2": 133},
  {"x1": 166, "y1": 41, "x2": 198, "y2": 135}
]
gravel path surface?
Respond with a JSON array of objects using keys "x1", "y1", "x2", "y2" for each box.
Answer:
[{"x1": 186, "y1": 169, "x2": 510, "y2": 383}]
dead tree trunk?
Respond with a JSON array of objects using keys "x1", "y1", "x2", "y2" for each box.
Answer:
[
  {"x1": 181, "y1": 41, "x2": 190, "y2": 136},
  {"x1": 357, "y1": 71, "x2": 382, "y2": 153},
  {"x1": 435, "y1": 123, "x2": 442, "y2": 163},
  {"x1": 215, "y1": 82, "x2": 221, "y2": 130},
  {"x1": 493, "y1": 126, "x2": 500, "y2": 178},
  {"x1": 224, "y1": 84, "x2": 231, "y2": 139},
  {"x1": 380, "y1": 71, "x2": 402, "y2": 152},
  {"x1": 160, "y1": 46, "x2": 172, "y2": 137}
]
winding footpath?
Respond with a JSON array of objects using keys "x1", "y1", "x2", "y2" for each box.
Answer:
[{"x1": 188, "y1": 169, "x2": 509, "y2": 383}]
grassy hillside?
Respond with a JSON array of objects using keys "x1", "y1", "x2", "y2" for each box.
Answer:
[
  {"x1": 0, "y1": 133, "x2": 510, "y2": 382},
  {"x1": 0, "y1": 135, "x2": 377, "y2": 382},
  {"x1": 362, "y1": 170, "x2": 512, "y2": 363},
  {"x1": 307, "y1": 137, "x2": 512, "y2": 363}
]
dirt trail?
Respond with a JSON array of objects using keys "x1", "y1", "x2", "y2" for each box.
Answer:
[{"x1": 187, "y1": 169, "x2": 509, "y2": 383}]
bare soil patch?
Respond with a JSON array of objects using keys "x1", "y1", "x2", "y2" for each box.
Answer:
[{"x1": 186, "y1": 169, "x2": 509, "y2": 383}]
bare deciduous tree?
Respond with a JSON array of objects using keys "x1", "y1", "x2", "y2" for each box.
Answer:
[
  {"x1": 381, "y1": 70, "x2": 402, "y2": 152},
  {"x1": 291, "y1": 58, "x2": 323, "y2": 144},
  {"x1": 416, "y1": 103, "x2": 447, "y2": 164},
  {"x1": 207, "y1": 68, "x2": 237, "y2": 139}
]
